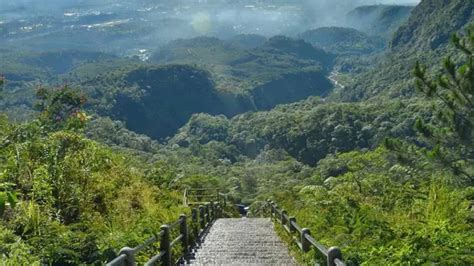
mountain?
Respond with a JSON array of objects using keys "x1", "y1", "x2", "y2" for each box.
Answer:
[
  {"x1": 337, "y1": 0, "x2": 474, "y2": 101},
  {"x1": 152, "y1": 35, "x2": 334, "y2": 113},
  {"x1": 227, "y1": 34, "x2": 268, "y2": 49},
  {"x1": 261, "y1": 36, "x2": 334, "y2": 68},
  {"x1": 98, "y1": 35, "x2": 335, "y2": 138},
  {"x1": 391, "y1": 0, "x2": 474, "y2": 52},
  {"x1": 299, "y1": 27, "x2": 386, "y2": 55},
  {"x1": 98, "y1": 65, "x2": 226, "y2": 140},
  {"x1": 346, "y1": 5, "x2": 415, "y2": 39}
]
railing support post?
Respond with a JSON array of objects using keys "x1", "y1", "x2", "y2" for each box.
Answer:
[
  {"x1": 327, "y1": 247, "x2": 343, "y2": 266},
  {"x1": 216, "y1": 203, "x2": 221, "y2": 218},
  {"x1": 160, "y1": 225, "x2": 171, "y2": 266},
  {"x1": 199, "y1": 206, "x2": 205, "y2": 229},
  {"x1": 210, "y1": 201, "x2": 215, "y2": 221},
  {"x1": 301, "y1": 228, "x2": 311, "y2": 253},
  {"x1": 269, "y1": 201, "x2": 275, "y2": 218},
  {"x1": 118, "y1": 247, "x2": 136, "y2": 266},
  {"x1": 192, "y1": 208, "x2": 198, "y2": 241},
  {"x1": 180, "y1": 214, "x2": 189, "y2": 256},
  {"x1": 281, "y1": 209, "x2": 287, "y2": 225},
  {"x1": 205, "y1": 204, "x2": 210, "y2": 225},
  {"x1": 289, "y1": 217, "x2": 297, "y2": 233}
]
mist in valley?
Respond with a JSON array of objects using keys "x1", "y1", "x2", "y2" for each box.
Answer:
[{"x1": 0, "y1": 0, "x2": 420, "y2": 55}]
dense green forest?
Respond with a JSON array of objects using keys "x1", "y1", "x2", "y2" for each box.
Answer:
[{"x1": 1, "y1": 0, "x2": 473, "y2": 265}]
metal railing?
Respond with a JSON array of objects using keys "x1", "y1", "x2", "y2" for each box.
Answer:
[
  {"x1": 267, "y1": 200, "x2": 346, "y2": 266},
  {"x1": 107, "y1": 201, "x2": 223, "y2": 266}
]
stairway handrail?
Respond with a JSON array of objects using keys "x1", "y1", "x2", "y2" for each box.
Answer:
[
  {"x1": 106, "y1": 199, "x2": 225, "y2": 266},
  {"x1": 267, "y1": 200, "x2": 346, "y2": 266}
]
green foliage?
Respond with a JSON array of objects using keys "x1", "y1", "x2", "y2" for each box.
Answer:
[
  {"x1": 413, "y1": 24, "x2": 473, "y2": 182},
  {"x1": 391, "y1": 0, "x2": 473, "y2": 51},
  {"x1": 0, "y1": 182, "x2": 17, "y2": 216},
  {"x1": 269, "y1": 148, "x2": 473, "y2": 265},
  {"x1": 299, "y1": 27, "x2": 386, "y2": 55},
  {"x1": 335, "y1": 1, "x2": 473, "y2": 102},
  {"x1": 170, "y1": 98, "x2": 430, "y2": 165},
  {"x1": 0, "y1": 94, "x2": 194, "y2": 264},
  {"x1": 86, "y1": 117, "x2": 161, "y2": 153},
  {"x1": 35, "y1": 85, "x2": 89, "y2": 131}
]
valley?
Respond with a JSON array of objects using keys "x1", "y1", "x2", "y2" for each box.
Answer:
[{"x1": 0, "y1": 0, "x2": 473, "y2": 265}]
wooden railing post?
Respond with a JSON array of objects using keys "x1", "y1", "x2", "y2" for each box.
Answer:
[
  {"x1": 301, "y1": 228, "x2": 311, "y2": 253},
  {"x1": 210, "y1": 201, "x2": 215, "y2": 221},
  {"x1": 183, "y1": 189, "x2": 188, "y2": 207},
  {"x1": 327, "y1": 247, "x2": 343, "y2": 266},
  {"x1": 180, "y1": 214, "x2": 189, "y2": 256},
  {"x1": 192, "y1": 208, "x2": 198, "y2": 241},
  {"x1": 270, "y1": 201, "x2": 275, "y2": 218},
  {"x1": 160, "y1": 225, "x2": 171, "y2": 266},
  {"x1": 281, "y1": 209, "x2": 287, "y2": 225},
  {"x1": 289, "y1": 217, "x2": 297, "y2": 233},
  {"x1": 205, "y1": 204, "x2": 210, "y2": 225},
  {"x1": 199, "y1": 206, "x2": 205, "y2": 229},
  {"x1": 118, "y1": 247, "x2": 136, "y2": 266},
  {"x1": 215, "y1": 203, "x2": 220, "y2": 218}
]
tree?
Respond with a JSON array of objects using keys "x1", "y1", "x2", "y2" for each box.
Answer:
[
  {"x1": 35, "y1": 85, "x2": 89, "y2": 131},
  {"x1": 413, "y1": 24, "x2": 473, "y2": 182}
]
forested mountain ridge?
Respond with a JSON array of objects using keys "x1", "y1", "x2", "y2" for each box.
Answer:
[
  {"x1": 79, "y1": 36, "x2": 334, "y2": 138},
  {"x1": 391, "y1": 0, "x2": 474, "y2": 52},
  {"x1": 299, "y1": 27, "x2": 386, "y2": 55},
  {"x1": 151, "y1": 36, "x2": 333, "y2": 94},
  {"x1": 337, "y1": 0, "x2": 474, "y2": 101},
  {"x1": 346, "y1": 4, "x2": 415, "y2": 39}
]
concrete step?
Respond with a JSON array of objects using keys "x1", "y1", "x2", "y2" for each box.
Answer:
[{"x1": 187, "y1": 218, "x2": 297, "y2": 266}]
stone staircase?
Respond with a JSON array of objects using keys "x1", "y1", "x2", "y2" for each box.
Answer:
[{"x1": 187, "y1": 218, "x2": 297, "y2": 266}]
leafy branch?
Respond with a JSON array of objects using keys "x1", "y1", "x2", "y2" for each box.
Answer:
[{"x1": 412, "y1": 24, "x2": 474, "y2": 182}]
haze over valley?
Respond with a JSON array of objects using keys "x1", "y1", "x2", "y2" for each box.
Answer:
[{"x1": 1, "y1": 0, "x2": 419, "y2": 54}]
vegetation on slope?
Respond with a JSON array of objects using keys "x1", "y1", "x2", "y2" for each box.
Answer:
[
  {"x1": 391, "y1": 0, "x2": 473, "y2": 52},
  {"x1": 346, "y1": 4, "x2": 414, "y2": 39},
  {"x1": 152, "y1": 36, "x2": 333, "y2": 94},
  {"x1": 267, "y1": 25, "x2": 474, "y2": 265},
  {"x1": 300, "y1": 27, "x2": 385, "y2": 55},
  {"x1": 170, "y1": 97, "x2": 430, "y2": 165},
  {"x1": 336, "y1": 0, "x2": 474, "y2": 101},
  {"x1": 0, "y1": 86, "x2": 218, "y2": 264}
]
